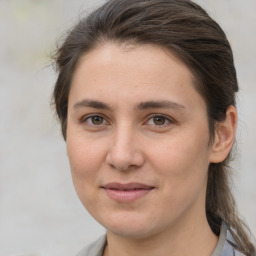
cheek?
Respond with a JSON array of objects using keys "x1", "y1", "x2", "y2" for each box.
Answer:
[
  {"x1": 66, "y1": 136, "x2": 105, "y2": 213},
  {"x1": 67, "y1": 131, "x2": 103, "y2": 166},
  {"x1": 149, "y1": 138, "x2": 209, "y2": 220},
  {"x1": 66, "y1": 134, "x2": 106, "y2": 191},
  {"x1": 148, "y1": 127, "x2": 210, "y2": 196},
  {"x1": 151, "y1": 133, "x2": 209, "y2": 173}
]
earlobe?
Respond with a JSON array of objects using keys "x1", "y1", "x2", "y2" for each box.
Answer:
[{"x1": 209, "y1": 105, "x2": 237, "y2": 163}]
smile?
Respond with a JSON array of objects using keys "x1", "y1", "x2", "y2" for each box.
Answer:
[{"x1": 101, "y1": 182, "x2": 155, "y2": 203}]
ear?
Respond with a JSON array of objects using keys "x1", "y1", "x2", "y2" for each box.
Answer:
[{"x1": 209, "y1": 105, "x2": 237, "y2": 163}]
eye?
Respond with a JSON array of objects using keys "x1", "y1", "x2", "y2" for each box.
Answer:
[
  {"x1": 147, "y1": 115, "x2": 173, "y2": 126},
  {"x1": 90, "y1": 116, "x2": 104, "y2": 125},
  {"x1": 152, "y1": 116, "x2": 167, "y2": 125},
  {"x1": 81, "y1": 115, "x2": 108, "y2": 126}
]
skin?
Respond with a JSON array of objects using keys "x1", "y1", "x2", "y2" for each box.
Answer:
[{"x1": 66, "y1": 43, "x2": 237, "y2": 256}]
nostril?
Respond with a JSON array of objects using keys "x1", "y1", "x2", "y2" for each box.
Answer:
[{"x1": 105, "y1": 135, "x2": 145, "y2": 171}]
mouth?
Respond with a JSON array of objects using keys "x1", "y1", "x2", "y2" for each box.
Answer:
[{"x1": 101, "y1": 182, "x2": 155, "y2": 203}]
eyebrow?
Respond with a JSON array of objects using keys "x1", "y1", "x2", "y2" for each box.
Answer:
[
  {"x1": 73, "y1": 99, "x2": 113, "y2": 110},
  {"x1": 73, "y1": 99, "x2": 185, "y2": 112},
  {"x1": 135, "y1": 100, "x2": 185, "y2": 111}
]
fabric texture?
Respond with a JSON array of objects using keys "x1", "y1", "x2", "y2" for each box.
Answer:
[
  {"x1": 76, "y1": 222, "x2": 246, "y2": 256},
  {"x1": 77, "y1": 235, "x2": 106, "y2": 256}
]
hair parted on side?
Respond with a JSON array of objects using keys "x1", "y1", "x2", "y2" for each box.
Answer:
[{"x1": 52, "y1": 0, "x2": 255, "y2": 255}]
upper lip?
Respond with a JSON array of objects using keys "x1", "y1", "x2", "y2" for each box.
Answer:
[{"x1": 102, "y1": 182, "x2": 155, "y2": 191}]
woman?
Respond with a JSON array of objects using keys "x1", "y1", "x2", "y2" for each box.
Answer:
[{"x1": 52, "y1": 0, "x2": 255, "y2": 255}]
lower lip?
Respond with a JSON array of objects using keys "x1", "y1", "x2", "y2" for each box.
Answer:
[{"x1": 103, "y1": 188, "x2": 153, "y2": 203}]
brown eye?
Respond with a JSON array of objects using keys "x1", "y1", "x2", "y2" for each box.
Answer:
[
  {"x1": 80, "y1": 114, "x2": 109, "y2": 130},
  {"x1": 153, "y1": 116, "x2": 166, "y2": 125},
  {"x1": 91, "y1": 116, "x2": 104, "y2": 125}
]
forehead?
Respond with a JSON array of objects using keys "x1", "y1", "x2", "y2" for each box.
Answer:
[
  {"x1": 75, "y1": 43, "x2": 188, "y2": 79},
  {"x1": 69, "y1": 43, "x2": 205, "y2": 111}
]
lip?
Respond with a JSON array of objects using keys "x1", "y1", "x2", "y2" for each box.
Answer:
[{"x1": 101, "y1": 182, "x2": 155, "y2": 203}]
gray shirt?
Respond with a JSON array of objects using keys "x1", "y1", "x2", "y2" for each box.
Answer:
[{"x1": 77, "y1": 222, "x2": 246, "y2": 256}]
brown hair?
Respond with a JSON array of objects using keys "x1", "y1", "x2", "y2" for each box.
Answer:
[{"x1": 53, "y1": 0, "x2": 255, "y2": 254}]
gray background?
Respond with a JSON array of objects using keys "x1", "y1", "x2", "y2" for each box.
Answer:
[{"x1": 0, "y1": 1, "x2": 255, "y2": 255}]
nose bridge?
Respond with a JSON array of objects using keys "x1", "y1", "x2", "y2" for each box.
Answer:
[
  {"x1": 115, "y1": 122, "x2": 134, "y2": 149},
  {"x1": 106, "y1": 121, "x2": 144, "y2": 170}
]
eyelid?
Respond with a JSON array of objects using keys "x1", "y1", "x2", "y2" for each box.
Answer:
[
  {"x1": 79, "y1": 113, "x2": 176, "y2": 127},
  {"x1": 80, "y1": 113, "x2": 110, "y2": 125},
  {"x1": 145, "y1": 114, "x2": 176, "y2": 126}
]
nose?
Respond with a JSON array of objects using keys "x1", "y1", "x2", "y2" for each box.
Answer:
[{"x1": 106, "y1": 125, "x2": 144, "y2": 171}]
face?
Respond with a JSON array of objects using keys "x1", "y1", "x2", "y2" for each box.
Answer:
[{"x1": 67, "y1": 43, "x2": 215, "y2": 239}]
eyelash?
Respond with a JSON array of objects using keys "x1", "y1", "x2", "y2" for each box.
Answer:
[
  {"x1": 146, "y1": 114, "x2": 174, "y2": 127},
  {"x1": 80, "y1": 114, "x2": 175, "y2": 127},
  {"x1": 80, "y1": 114, "x2": 109, "y2": 126}
]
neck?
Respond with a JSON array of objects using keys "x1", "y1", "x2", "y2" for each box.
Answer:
[{"x1": 103, "y1": 213, "x2": 218, "y2": 256}]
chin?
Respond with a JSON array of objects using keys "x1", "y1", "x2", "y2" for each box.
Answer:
[
  {"x1": 108, "y1": 225, "x2": 156, "y2": 239},
  {"x1": 98, "y1": 213, "x2": 163, "y2": 239}
]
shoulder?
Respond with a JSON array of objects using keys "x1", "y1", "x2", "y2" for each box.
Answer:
[
  {"x1": 76, "y1": 235, "x2": 107, "y2": 256},
  {"x1": 212, "y1": 221, "x2": 248, "y2": 256}
]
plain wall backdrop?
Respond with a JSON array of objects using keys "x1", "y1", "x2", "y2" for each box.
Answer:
[{"x1": 0, "y1": 1, "x2": 255, "y2": 255}]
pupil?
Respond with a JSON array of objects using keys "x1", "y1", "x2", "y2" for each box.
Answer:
[
  {"x1": 92, "y1": 116, "x2": 103, "y2": 125},
  {"x1": 153, "y1": 116, "x2": 165, "y2": 125}
]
